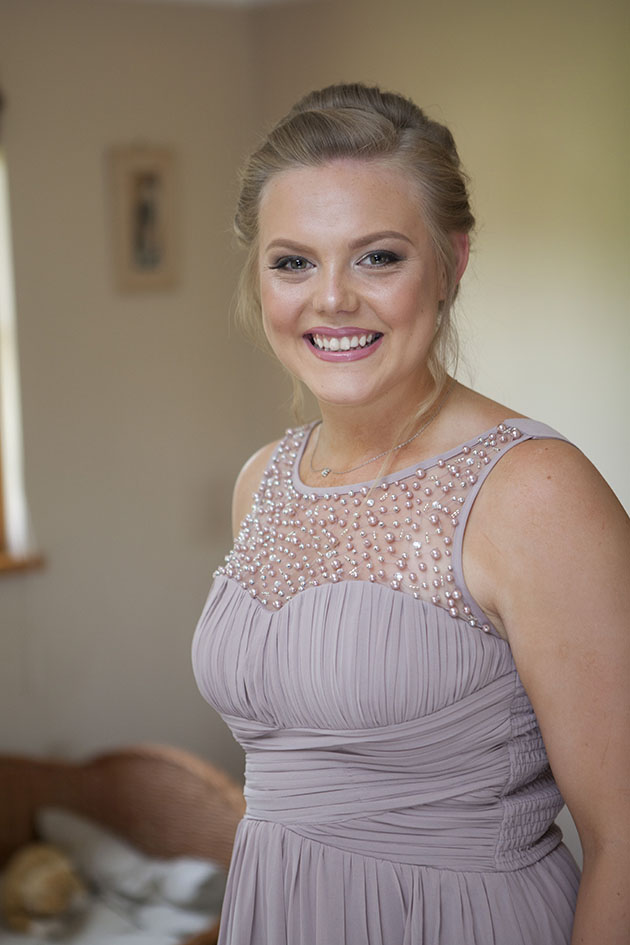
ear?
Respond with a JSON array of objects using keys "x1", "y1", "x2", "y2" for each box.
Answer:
[
  {"x1": 438, "y1": 232, "x2": 470, "y2": 302},
  {"x1": 451, "y1": 231, "x2": 470, "y2": 285}
]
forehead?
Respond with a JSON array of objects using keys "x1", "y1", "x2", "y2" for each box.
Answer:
[{"x1": 258, "y1": 160, "x2": 426, "y2": 240}]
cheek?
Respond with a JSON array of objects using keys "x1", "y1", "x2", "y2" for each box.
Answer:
[
  {"x1": 376, "y1": 276, "x2": 438, "y2": 327},
  {"x1": 260, "y1": 313, "x2": 287, "y2": 369},
  {"x1": 260, "y1": 278, "x2": 305, "y2": 335},
  {"x1": 260, "y1": 289, "x2": 295, "y2": 359},
  {"x1": 259, "y1": 280, "x2": 280, "y2": 340}
]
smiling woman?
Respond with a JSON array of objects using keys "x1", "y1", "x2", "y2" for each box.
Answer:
[{"x1": 192, "y1": 83, "x2": 629, "y2": 945}]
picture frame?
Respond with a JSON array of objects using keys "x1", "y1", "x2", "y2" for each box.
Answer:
[{"x1": 108, "y1": 146, "x2": 178, "y2": 292}]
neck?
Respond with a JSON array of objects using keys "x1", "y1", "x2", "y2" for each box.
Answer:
[{"x1": 312, "y1": 376, "x2": 450, "y2": 474}]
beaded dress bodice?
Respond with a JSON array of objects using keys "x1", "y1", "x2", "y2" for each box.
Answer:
[
  {"x1": 215, "y1": 419, "x2": 531, "y2": 635},
  {"x1": 194, "y1": 417, "x2": 580, "y2": 945}
]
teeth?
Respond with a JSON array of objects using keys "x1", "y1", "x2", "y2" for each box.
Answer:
[{"x1": 311, "y1": 333, "x2": 379, "y2": 351}]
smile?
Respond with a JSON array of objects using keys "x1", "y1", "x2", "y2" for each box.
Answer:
[
  {"x1": 304, "y1": 329, "x2": 384, "y2": 363},
  {"x1": 309, "y1": 332, "x2": 382, "y2": 351}
]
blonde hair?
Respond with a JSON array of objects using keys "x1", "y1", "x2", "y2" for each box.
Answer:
[{"x1": 234, "y1": 82, "x2": 475, "y2": 421}]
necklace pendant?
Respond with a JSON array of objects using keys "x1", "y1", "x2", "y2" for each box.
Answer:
[{"x1": 321, "y1": 467, "x2": 331, "y2": 477}]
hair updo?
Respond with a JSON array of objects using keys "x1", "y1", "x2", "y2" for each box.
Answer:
[{"x1": 234, "y1": 82, "x2": 475, "y2": 414}]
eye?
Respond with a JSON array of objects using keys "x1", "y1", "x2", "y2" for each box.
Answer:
[
  {"x1": 359, "y1": 250, "x2": 403, "y2": 267},
  {"x1": 269, "y1": 255, "x2": 313, "y2": 272}
]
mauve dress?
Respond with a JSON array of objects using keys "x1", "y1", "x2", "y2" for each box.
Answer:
[{"x1": 192, "y1": 419, "x2": 580, "y2": 944}]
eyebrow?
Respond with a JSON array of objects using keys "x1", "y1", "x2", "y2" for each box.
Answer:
[{"x1": 263, "y1": 230, "x2": 415, "y2": 254}]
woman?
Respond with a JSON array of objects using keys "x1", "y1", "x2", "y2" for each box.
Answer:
[{"x1": 192, "y1": 83, "x2": 629, "y2": 944}]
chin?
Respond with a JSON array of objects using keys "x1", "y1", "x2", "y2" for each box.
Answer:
[{"x1": 311, "y1": 386, "x2": 385, "y2": 410}]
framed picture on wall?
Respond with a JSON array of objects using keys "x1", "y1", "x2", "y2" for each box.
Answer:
[{"x1": 108, "y1": 146, "x2": 178, "y2": 292}]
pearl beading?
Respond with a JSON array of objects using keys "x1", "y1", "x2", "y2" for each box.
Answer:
[{"x1": 215, "y1": 423, "x2": 524, "y2": 633}]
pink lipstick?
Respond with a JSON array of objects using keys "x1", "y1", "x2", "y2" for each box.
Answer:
[{"x1": 304, "y1": 328, "x2": 384, "y2": 362}]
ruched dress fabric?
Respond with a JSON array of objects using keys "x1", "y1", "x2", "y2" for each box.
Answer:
[{"x1": 192, "y1": 419, "x2": 580, "y2": 945}]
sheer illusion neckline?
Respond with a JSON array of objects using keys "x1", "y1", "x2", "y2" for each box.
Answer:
[{"x1": 293, "y1": 418, "x2": 526, "y2": 497}]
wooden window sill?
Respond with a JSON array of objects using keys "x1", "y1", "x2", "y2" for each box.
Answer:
[{"x1": 0, "y1": 552, "x2": 45, "y2": 574}]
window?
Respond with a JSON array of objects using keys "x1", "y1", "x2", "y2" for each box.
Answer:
[{"x1": 0, "y1": 93, "x2": 40, "y2": 571}]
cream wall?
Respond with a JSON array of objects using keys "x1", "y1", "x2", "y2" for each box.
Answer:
[
  {"x1": 0, "y1": 0, "x2": 290, "y2": 780},
  {"x1": 0, "y1": 0, "x2": 627, "y2": 866}
]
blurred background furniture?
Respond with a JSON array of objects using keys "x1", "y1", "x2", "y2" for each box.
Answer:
[{"x1": 0, "y1": 743, "x2": 245, "y2": 945}]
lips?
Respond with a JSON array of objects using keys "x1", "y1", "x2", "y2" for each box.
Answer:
[{"x1": 304, "y1": 328, "x2": 384, "y2": 362}]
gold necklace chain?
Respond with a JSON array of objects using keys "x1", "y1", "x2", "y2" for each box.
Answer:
[{"x1": 309, "y1": 380, "x2": 454, "y2": 479}]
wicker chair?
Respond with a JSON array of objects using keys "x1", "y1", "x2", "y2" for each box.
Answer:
[{"x1": 0, "y1": 743, "x2": 245, "y2": 945}]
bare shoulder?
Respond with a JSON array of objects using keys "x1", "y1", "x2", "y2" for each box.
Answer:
[
  {"x1": 474, "y1": 436, "x2": 628, "y2": 568},
  {"x1": 232, "y1": 438, "x2": 281, "y2": 539},
  {"x1": 465, "y1": 433, "x2": 629, "y2": 640},
  {"x1": 483, "y1": 435, "x2": 624, "y2": 527}
]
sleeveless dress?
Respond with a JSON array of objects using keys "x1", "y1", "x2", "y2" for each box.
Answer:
[{"x1": 192, "y1": 418, "x2": 580, "y2": 945}]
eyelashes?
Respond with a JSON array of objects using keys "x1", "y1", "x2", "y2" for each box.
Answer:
[
  {"x1": 267, "y1": 250, "x2": 404, "y2": 272},
  {"x1": 360, "y1": 251, "x2": 403, "y2": 267},
  {"x1": 268, "y1": 256, "x2": 312, "y2": 272}
]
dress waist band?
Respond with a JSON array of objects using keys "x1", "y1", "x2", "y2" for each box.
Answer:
[{"x1": 223, "y1": 698, "x2": 565, "y2": 872}]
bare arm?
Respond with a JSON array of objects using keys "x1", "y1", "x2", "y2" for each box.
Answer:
[{"x1": 465, "y1": 439, "x2": 630, "y2": 945}]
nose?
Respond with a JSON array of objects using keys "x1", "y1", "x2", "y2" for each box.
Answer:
[{"x1": 312, "y1": 265, "x2": 359, "y2": 315}]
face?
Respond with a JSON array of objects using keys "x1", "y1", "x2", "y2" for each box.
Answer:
[{"x1": 257, "y1": 160, "x2": 463, "y2": 415}]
